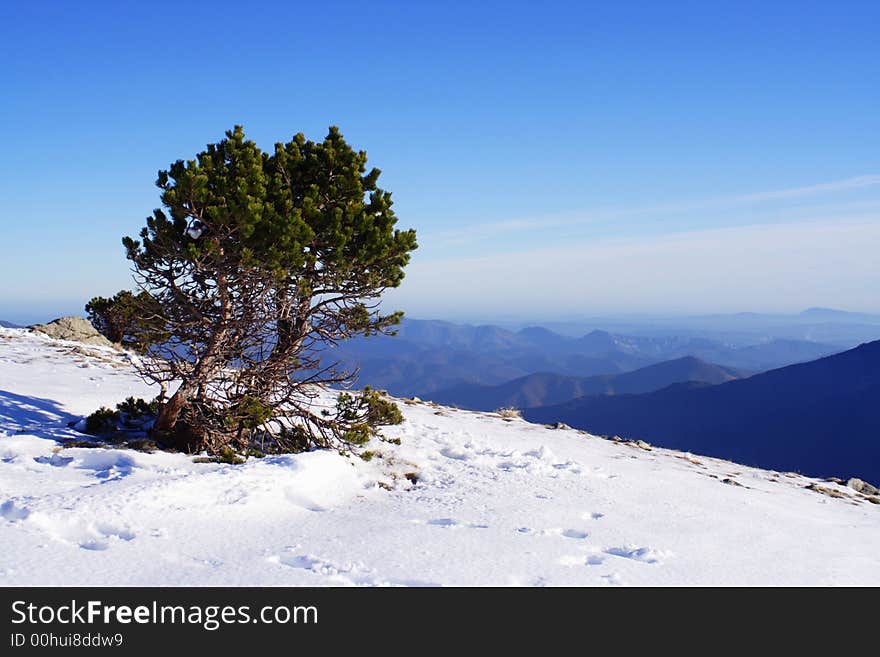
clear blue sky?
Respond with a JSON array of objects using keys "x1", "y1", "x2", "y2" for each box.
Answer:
[{"x1": 1, "y1": 1, "x2": 878, "y2": 323}]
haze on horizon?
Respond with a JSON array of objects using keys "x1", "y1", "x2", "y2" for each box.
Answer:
[{"x1": 1, "y1": 2, "x2": 878, "y2": 324}]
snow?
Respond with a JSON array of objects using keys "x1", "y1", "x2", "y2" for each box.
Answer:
[{"x1": 1, "y1": 326, "x2": 878, "y2": 586}]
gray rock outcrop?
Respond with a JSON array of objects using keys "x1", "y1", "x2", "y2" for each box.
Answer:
[
  {"x1": 847, "y1": 478, "x2": 880, "y2": 496},
  {"x1": 29, "y1": 316, "x2": 115, "y2": 348}
]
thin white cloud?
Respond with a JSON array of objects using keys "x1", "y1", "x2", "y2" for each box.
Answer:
[
  {"x1": 732, "y1": 174, "x2": 880, "y2": 203},
  {"x1": 425, "y1": 174, "x2": 880, "y2": 245},
  {"x1": 390, "y1": 217, "x2": 880, "y2": 315}
]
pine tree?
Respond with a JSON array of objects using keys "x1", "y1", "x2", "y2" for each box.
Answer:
[
  {"x1": 85, "y1": 290, "x2": 167, "y2": 350},
  {"x1": 119, "y1": 126, "x2": 417, "y2": 453}
]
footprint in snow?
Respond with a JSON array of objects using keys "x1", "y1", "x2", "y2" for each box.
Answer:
[
  {"x1": 0, "y1": 499, "x2": 31, "y2": 521},
  {"x1": 277, "y1": 554, "x2": 323, "y2": 570},
  {"x1": 517, "y1": 527, "x2": 588, "y2": 539},
  {"x1": 270, "y1": 551, "x2": 373, "y2": 586},
  {"x1": 604, "y1": 546, "x2": 671, "y2": 564},
  {"x1": 75, "y1": 452, "x2": 137, "y2": 483},
  {"x1": 422, "y1": 518, "x2": 488, "y2": 529},
  {"x1": 94, "y1": 522, "x2": 135, "y2": 541},
  {"x1": 6, "y1": 502, "x2": 136, "y2": 553},
  {"x1": 600, "y1": 573, "x2": 624, "y2": 586},
  {"x1": 33, "y1": 454, "x2": 74, "y2": 468},
  {"x1": 557, "y1": 553, "x2": 605, "y2": 567},
  {"x1": 439, "y1": 446, "x2": 473, "y2": 461},
  {"x1": 561, "y1": 529, "x2": 589, "y2": 539},
  {"x1": 191, "y1": 556, "x2": 224, "y2": 568},
  {"x1": 427, "y1": 518, "x2": 459, "y2": 527},
  {"x1": 77, "y1": 523, "x2": 135, "y2": 551}
]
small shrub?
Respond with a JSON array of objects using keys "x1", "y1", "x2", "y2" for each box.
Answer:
[
  {"x1": 334, "y1": 387, "x2": 404, "y2": 450},
  {"x1": 233, "y1": 395, "x2": 273, "y2": 429},
  {"x1": 82, "y1": 396, "x2": 162, "y2": 441},
  {"x1": 84, "y1": 407, "x2": 120, "y2": 435},
  {"x1": 360, "y1": 450, "x2": 376, "y2": 462},
  {"x1": 496, "y1": 407, "x2": 522, "y2": 420},
  {"x1": 336, "y1": 386, "x2": 403, "y2": 447},
  {"x1": 85, "y1": 290, "x2": 169, "y2": 351},
  {"x1": 116, "y1": 396, "x2": 160, "y2": 429},
  {"x1": 217, "y1": 446, "x2": 246, "y2": 465},
  {"x1": 273, "y1": 425, "x2": 315, "y2": 453},
  {"x1": 125, "y1": 438, "x2": 158, "y2": 452},
  {"x1": 63, "y1": 438, "x2": 106, "y2": 448},
  {"x1": 341, "y1": 422, "x2": 372, "y2": 446},
  {"x1": 117, "y1": 396, "x2": 158, "y2": 417},
  {"x1": 360, "y1": 386, "x2": 404, "y2": 426}
]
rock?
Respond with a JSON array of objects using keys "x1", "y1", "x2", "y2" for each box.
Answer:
[
  {"x1": 721, "y1": 478, "x2": 744, "y2": 487},
  {"x1": 29, "y1": 316, "x2": 115, "y2": 348},
  {"x1": 635, "y1": 440, "x2": 652, "y2": 451},
  {"x1": 546, "y1": 422, "x2": 571, "y2": 430},
  {"x1": 805, "y1": 483, "x2": 847, "y2": 499},
  {"x1": 847, "y1": 478, "x2": 880, "y2": 496}
]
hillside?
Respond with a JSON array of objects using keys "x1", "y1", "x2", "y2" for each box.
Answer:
[
  {"x1": 1, "y1": 326, "x2": 878, "y2": 586},
  {"x1": 332, "y1": 319, "x2": 842, "y2": 397},
  {"x1": 431, "y1": 356, "x2": 746, "y2": 411},
  {"x1": 525, "y1": 341, "x2": 880, "y2": 482}
]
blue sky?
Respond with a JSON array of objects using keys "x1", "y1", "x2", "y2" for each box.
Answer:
[{"x1": 1, "y1": 1, "x2": 878, "y2": 323}]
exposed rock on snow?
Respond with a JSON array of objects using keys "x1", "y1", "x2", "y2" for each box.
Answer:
[
  {"x1": 847, "y1": 478, "x2": 879, "y2": 496},
  {"x1": 29, "y1": 316, "x2": 116, "y2": 348},
  {"x1": 805, "y1": 483, "x2": 848, "y2": 499}
]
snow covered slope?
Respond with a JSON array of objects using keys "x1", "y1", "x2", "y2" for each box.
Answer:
[{"x1": 1, "y1": 326, "x2": 878, "y2": 586}]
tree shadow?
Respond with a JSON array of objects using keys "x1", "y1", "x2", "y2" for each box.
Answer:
[{"x1": 0, "y1": 389, "x2": 78, "y2": 436}]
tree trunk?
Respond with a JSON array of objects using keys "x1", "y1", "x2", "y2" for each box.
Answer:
[{"x1": 154, "y1": 385, "x2": 190, "y2": 435}]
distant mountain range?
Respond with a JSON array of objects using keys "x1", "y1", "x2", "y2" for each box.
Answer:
[
  {"x1": 0, "y1": 320, "x2": 22, "y2": 329},
  {"x1": 431, "y1": 356, "x2": 747, "y2": 411},
  {"x1": 524, "y1": 340, "x2": 880, "y2": 482},
  {"x1": 798, "y1": 307, "x2": 880, "y2": 323},
  {"x1": 334, "y1": 318, "x2": 843, "y2": 397},
  {"x1": 521, "y1": 308, "x2": 880, "y2": 346}
]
